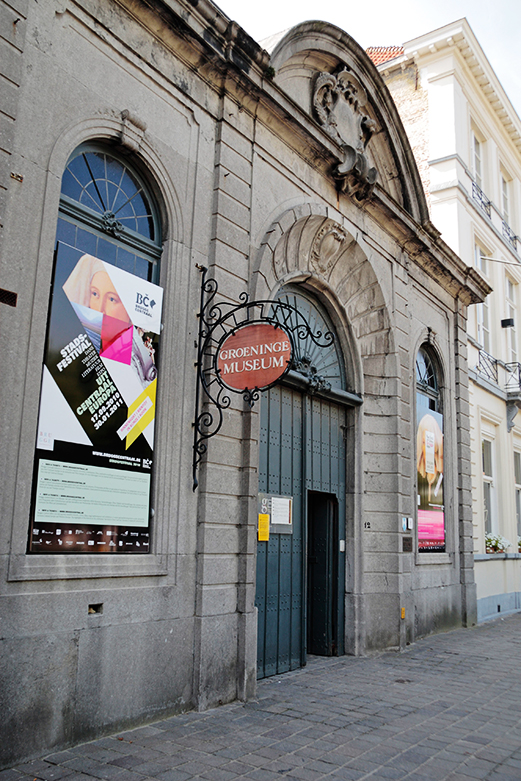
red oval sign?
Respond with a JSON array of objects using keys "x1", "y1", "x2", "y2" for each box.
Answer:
[{"x1": 217, "y1": 323, "x2": 292, "y2": 391}]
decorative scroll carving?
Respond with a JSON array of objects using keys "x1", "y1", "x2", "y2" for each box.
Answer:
[
  {"x1": 101, "y1": 211, "x2": 124, "y2": 237},
  {"x1": 292, "y1": 355, "x2": 331, "y2": 394},
  {"x1": 310, "y1": 220, "x2": 347, "y2": 273},
  {"x1": 313, "y1": 67, "x2": 378, "y2": 200}
]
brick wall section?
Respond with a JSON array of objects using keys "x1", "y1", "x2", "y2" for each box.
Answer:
[{"x1": 382, "y1": 65, "x2": 431, "y2": 215}]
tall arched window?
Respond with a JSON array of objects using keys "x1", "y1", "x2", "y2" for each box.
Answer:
[
  {"x1": 416, "y1": 345, "x2": 445, "y2": 553},
  {"x1": 29, "y1": 144, "x2": 163, "y2": 554}
]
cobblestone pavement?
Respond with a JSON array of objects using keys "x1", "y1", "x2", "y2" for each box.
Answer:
[{"x1": 5, "y1": 613, "x2": 521, "y2": 781}]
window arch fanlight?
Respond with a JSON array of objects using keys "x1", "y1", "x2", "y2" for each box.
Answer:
[
  {"x1": 56, "y1": 142, "x2": 162, "y2": 283},
  {"x1": 416, "y1": 343, "x2": 445, "y2": 553},
  {"x1": 274, "y1": 285, "x2": 346, "y2": 392}
]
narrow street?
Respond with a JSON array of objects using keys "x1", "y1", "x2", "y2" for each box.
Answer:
[{"x1": 5, "y1": 613, "x2": 521, "y2": 781}]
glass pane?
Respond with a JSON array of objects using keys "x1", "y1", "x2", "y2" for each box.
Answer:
[
  {"x1": 482, "y1": 440, "x2": 492, "y2": 478},
  {"x1": 55, "y1": 218, "x2": 76, "y2": 246},
  {"x1": 483, "y1": 481, "x2": 492, "y2": 534},
  {"x1": 515, "y1": 452, "x2": 521, "y2": 485},
  {"x1": 75, "y1": 226, "x2": 98, "y2": 255},
  {"x1": 60, "y1": 168, "x2": 83, "y2": 202},
  {"x1": 81, "y1": 181, "x2": 105, "y2": 213},
  {"x1": 134, "y1": 255, "x2": 151, "y2": 281},
  {"x1": 86, "y1": 152, "x2": 106, "y2": 180},
  {"x1": 517, "y1": 488, "x2": 521, "y2": 537},
  {"x1": 97, "y1": 237, "x2": 118, "y2": 265},
  {"x1": 116, "y1": 247, "x2": 136, "y2": 274},
  {"x1": 416, "y1": 348, "x2": 437, "y2": 390}
]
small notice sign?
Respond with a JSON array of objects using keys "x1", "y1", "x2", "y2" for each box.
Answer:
[
  {"x1": 271, "y1": 496, "x2": 292, "y2": 525},
  {"x1": 257, "y1": 492, "x2": 293, "y2": 535},
  {"x1": 258, "y1": 513, "x2": 270, "y2": 541}
]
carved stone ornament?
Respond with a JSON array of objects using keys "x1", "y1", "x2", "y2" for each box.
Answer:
[
  {"x1": 310, "y1": 220, "x2": 347, "y2": 273},
  {"x1": 292, "y1": 355, "x2": 331, "y2": 394},
  {"x1": 313, "y1": 67, "x2": 378, "y2": 200}
]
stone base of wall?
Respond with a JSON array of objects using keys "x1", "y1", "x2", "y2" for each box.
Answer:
[{"x1": 477, "y1": 592, "x2": 521, "y2": 622}]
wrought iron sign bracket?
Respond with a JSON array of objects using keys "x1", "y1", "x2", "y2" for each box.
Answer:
[{"x1": 192, "y1": 266, "x2": 335, "y2": 490}]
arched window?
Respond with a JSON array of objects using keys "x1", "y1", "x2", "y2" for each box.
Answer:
[
  {"x1": 416, "y1": 345, "x2": 445, "y2": 553},
  {"x1": 56, "y1": 143, "x2": 161, "y2": 282},
  {"x1": 275, "y1": 286, "x2": 346, "y2": 391},
  {"x1": 29, "y1": 143, "x2": 163, "y2": 554},
  {"x1": 416, "y1": 346, "x2": 441, "y2": 412}
]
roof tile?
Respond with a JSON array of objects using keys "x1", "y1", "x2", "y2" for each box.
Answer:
[{"x1": 366, "y1": 46, "x2": 404, "y2": 66}]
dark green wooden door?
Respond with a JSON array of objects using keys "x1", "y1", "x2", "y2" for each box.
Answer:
[{"x1": 256, "y1": 385, "x2": 346, "y2": 678}]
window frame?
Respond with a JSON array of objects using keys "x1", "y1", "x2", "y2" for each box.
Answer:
[
  {"x1": 472, "y1": 131, "x2": 483, "y2": 190},
  {"x1": 415, "y1": 344, "x2": 446, "y2": 556},
  {"x1": 482, "y1": 437, "x2": 496, "y2": 536},
  {"x1": 514, "y1": 450, "x2": 521, "y2": 538},
  {"x1": 506, "y1": 276, "x2": 517, "y2": 364},
  {"x1": 474, "y1": 244, "x2": 491, "y2": 353},
  {"x1": 26, "y1": 141, "x2": 165, "y2": 560}
]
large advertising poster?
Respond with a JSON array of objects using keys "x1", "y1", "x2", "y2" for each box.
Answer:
[
  {"x1": 416, "y1": 408, "x2": 445, "y2": 552},
  {"x1": 28, "y1": 242, "x2": 162, "y2": 553}
]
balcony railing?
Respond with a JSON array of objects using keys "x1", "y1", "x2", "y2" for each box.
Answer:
[
  {"x1": 502, "y1": 221, "x2": 518, "y2": 251},
  {"x1": 505, "y1": 362, "x2": 521, "y2": 390},
  {"x1": 478, "y1": 349, "x2": 498, "y2": 383},
  {"x1": 472, "y1": 182, "x2": 492, "y2": 218}
]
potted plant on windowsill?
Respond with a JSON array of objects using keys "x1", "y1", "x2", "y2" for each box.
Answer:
[{"x1": 485, "y1": 533, "x2": 511, "y2": 554}]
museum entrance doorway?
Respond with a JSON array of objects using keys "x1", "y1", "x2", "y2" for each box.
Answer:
[
  {"x1": 307, "y1": 491, "x2": 338, "y2": 656},
  {"x1": 255, "y1": 287, "x2": 352, "y2": 680}
]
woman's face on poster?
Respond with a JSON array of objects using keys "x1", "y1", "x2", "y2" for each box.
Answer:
[{"x1": 89, "y1": 270, "x2": 130, "y2": 323}]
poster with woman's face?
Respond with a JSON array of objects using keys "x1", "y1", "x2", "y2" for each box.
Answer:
[
  {"x1": 416, "y1": 408, "x2": 445, "y2": 552},
  {"x1": 28, "y1": 242, "x2": 163, "y2": 553}
]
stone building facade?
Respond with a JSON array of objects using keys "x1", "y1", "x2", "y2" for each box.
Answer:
[
  {"x1": 370, "y1": 19, "x2": 521, "y2": 622},
  {"x1": 0, "y1": 0, "x2": 487, "y2": 767}
]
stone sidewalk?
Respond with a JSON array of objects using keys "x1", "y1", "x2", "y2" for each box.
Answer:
[{"x1": 4, "y1": 613, "x2": 521, "y2": 781}]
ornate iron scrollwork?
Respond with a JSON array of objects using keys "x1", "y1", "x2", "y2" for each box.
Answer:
[{"x1": 192, "y1": 266, "x2": 336, "y2": 489}]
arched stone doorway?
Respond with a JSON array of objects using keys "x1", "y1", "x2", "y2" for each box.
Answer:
[{"x1": 255, "y1": 286, "x2": 357, "y2": 678}]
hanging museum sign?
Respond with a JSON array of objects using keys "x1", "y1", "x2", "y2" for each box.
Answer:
[
  {"x1": 28, "y1": 241, "x2": 162, "y2": 553},
  {"x1": 217, "y1": 323, "x2": 292, "y2": 392},
  {"x1": 192, "y1": 266, "x2": 336, "y2": 489}
]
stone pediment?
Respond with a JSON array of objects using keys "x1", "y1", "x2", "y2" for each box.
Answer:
[{"x1": 313, "y1": 67, "x2": 378, "y2": 200}]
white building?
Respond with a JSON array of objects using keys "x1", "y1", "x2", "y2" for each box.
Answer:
[{"x1": 370, "y1": 18, "x2": 521, "y2": 622}]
